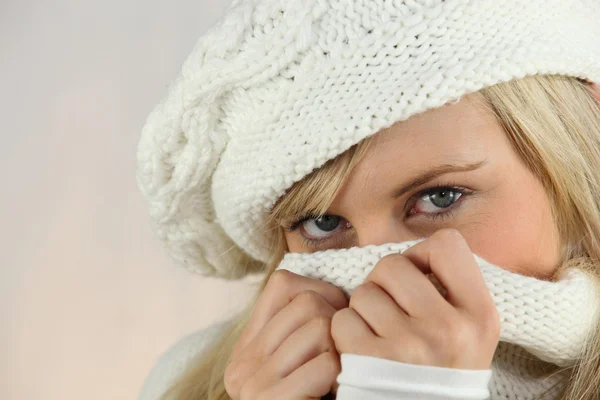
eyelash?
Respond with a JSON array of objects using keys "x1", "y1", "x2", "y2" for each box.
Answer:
[{"x1": 284, "y1": 184, "x2": 474, "y2": 249}]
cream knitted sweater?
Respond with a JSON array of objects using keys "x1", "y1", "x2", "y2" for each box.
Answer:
[{"x1": 138, "y1": 321, "x2": 229, "y2": 400}]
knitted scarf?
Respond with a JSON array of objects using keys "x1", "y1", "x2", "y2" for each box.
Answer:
[{"x1": 275, "y1": 240, "x2": 600, "y2": 399}]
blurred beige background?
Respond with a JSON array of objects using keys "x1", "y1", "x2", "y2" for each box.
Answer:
[{"x1": 0, "y1": 1, "x2": 262, "y2": 399}]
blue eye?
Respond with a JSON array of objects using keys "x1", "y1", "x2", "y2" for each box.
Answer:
[
  {"x1": 413, "y1": 188, "x2": 463, "y2": 214},
  {"x1": 286, "y1": 214, "x2": 348, "y2": 238},
  {"x1": 303, "y1": 215, "x2": 343, "y2": 238},
  {"x1": 283, "y1": 213, "x2": 351, "y2": 249}
]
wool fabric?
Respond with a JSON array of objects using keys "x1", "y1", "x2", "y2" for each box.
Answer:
[
  {"x1": 136, "y1": 0, "x2": 600, "y2": 278},
  {"x1": 275, "y1": 239, "x2": 600, "y2": 399}
]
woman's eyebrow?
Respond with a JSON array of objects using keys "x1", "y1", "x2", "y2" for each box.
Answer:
[{"x1": 392, "y1": 160, "x2": 487, "y2": 199}]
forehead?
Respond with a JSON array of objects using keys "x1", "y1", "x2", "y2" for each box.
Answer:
[
  {"x1": 329, "y1": 93, "x2": 507, "y2": 206},
  {"x1": 369, "y1": 93, "x2": 498, "y2": 164}
]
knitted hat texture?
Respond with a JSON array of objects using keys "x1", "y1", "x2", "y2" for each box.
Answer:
[{"x1": 136, "y1": 0, "x2": 600, "y2": 278}]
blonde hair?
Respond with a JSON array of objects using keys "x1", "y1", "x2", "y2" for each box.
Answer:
[{"x1": 159, "y1": 74, "x2": 600, "y2": 400}]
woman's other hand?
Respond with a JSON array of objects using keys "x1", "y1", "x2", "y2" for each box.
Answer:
[
  {"x1": 331, "y1": 228, "x2": 500, "y2": 370},
  {"x1": 225, "y1": 270, "x2": 348, "y2": 399}
]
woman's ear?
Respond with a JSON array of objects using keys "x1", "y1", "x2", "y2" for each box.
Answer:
[{"x1": 589, "y1": 82, "x2": 600, "y2": 102}]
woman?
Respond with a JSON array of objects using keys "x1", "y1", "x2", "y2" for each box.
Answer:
[{"x1": 136, "y1": 0, "x2": 600, "y2": 399}]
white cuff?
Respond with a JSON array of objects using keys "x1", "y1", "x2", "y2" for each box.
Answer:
[{"x1": 336, "y1": 353, "x2": 492, "y2": 400}]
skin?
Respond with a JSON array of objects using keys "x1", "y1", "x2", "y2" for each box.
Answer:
[{"x1": 225, "y1": 83, "x2": 600, "y2": 400}]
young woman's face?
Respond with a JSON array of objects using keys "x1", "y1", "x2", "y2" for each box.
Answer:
[{"x1": 284, "y1": 93, "x2": 562, "y2": 279}]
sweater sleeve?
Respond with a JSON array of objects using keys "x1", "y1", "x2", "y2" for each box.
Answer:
[
  {"x1": 335, "y1": 353, "x2": 492, "y2": 400},
  {"x1": 137, "y1": 320, "x2": 230, "y2": 400}
]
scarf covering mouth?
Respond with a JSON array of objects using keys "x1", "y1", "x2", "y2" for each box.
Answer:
[{"x1": 275, "y1": 239, "x2": 600, "y2": 369}]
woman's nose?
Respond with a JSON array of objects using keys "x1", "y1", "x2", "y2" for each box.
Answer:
[{"x1": 354, "y1": 218, "x2": 417, "y2": 247}]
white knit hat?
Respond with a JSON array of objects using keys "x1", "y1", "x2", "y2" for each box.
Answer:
[{"x1": 136, "y1": 0, "x2": 600, "y2": 279}]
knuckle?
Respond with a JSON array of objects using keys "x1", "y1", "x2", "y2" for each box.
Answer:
[
  {"x1": 428, "y1": 229, "x2": 468, "y2": 266},
  {"x1": 373, "y1": 253, "x2": 404, "y2": 278},
  {"x1": 307, "y1": 315, "x2": 333, "y2": 337},
  {"x1": 294, "y1": 290, "x2": 328, "y2": 314},
  {"x1": 378, "y1": 253, "x2": 404, "y2": 269},
  {"x1": 327, "y1": 285, "x2": 350, "y2": 309},
  {"x1": 349, "y1": 282, "x2": 378, "y2": 307},
  {"x1": 268, "y1": 269, "x2": 295, "y2": 290},
  {"x1": 331, "y1": 308, "x2": 351, "y2": 339},
  {"x1": 330, "y1": 308, "x2": 344, "y2": 327},
  {"x1": 350, "y1": 281, "x2": 369, "y2": 298}
]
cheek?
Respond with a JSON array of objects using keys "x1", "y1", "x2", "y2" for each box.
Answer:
[
  {"x1": 284, "y1": 232, "x2": 300, "y2": 253},
  {"x1": 462, "y1": 182, "x2": 561, "y2": 279}
]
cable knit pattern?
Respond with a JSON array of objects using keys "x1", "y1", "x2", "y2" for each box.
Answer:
[
  {"x1": 275, "y1": 240, "x2": 600, "y2": 399},
  {"x1": 136, "y1": 0, "x2": 600, "y2": 278}
]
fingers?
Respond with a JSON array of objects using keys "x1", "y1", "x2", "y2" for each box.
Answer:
[
  {"x1": 401, "y1": 229, "x2": 494, "y2": 315},
  {"x1": 254, "y1": 352, "x2": 340, "y2": 400},
  {"x1": 348, "y1": 281, "x2": 409, "y2": 337},
  {"x1": 241, "y1": 317, "x2": 338, "y2": 400},
  {"x1": 331, "y1": 307, "x2": 385, "y2": 357},
  {"x1": 253, "y1": 290, "x2": 338, "y2": 356},
  {"x1": 365, "y1": 253, "x2": 451, "y2": 320},
  {"x1": 234, "y1": 270, "x2": 348, "y2": 359},
  {"x1": 227, "y1": 291, "x2": 338, "y2": 398},
  {"x1": 266, "y1": 316, "x2": 335, "y2": 379}
]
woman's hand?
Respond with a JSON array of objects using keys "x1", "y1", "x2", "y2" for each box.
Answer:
[
  {"x1": 225, "y1": 269, "x2": 349, "y2": 400},
  {"x1": 331, "y1": 228, "x2": 500, "y2": 370}
]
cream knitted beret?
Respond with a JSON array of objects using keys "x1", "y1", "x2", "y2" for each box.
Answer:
[{"x1": 136, "y1": 0, "x2": 600, "y2": 279}]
